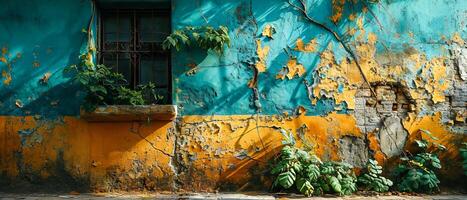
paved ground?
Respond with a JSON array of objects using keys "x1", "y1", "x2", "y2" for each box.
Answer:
[{"x1": 0, "y1": 193, "x2": 466, "y2": 200}]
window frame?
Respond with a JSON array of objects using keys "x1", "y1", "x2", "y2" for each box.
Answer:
[{"x1": 97, "y1": 7, "x2": 172, "y2": 104}]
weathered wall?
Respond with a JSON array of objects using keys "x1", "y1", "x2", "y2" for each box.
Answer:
[{"x1": 1, "y1": 0, "x2": 466, "y2": 192}]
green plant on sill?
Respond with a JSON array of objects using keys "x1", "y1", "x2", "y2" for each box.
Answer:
[
  {"x1": 392, "y1": 129, "x2": 446, "y2": 193},
  {"x1": 162, "y1": 26, "x2": 230, "y2": 54},
  {"x1": 357, "y1": 159, "x2": 393, "y2": 192},
  {"x1": 66, "y1": 52, "x2": 163, "y2": 111},
  {"x1": 460, "y1": 142, "x2": 467, "y2": 176},
  {"x1": 270, "y1": 129, "x2": 357, "y2": 197}
]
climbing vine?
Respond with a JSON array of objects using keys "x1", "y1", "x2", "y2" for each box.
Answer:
[
  {"x1": 287, "y1": 0, "x2": 380, "y2": 98},
  {"x1": 162, "y1": 26, "x2": 230, "y2": 54}
]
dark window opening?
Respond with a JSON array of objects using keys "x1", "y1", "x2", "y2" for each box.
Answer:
[{"x1": 98, "y1": 8, "x2": 171, "y2": 104}]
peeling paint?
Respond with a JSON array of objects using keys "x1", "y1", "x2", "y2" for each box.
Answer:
[
  {"x1": 261, "y1": 24, "x2": 275, "y2": 39},
  {"x1": 276, "y1": 58, "x2": 306, "y2": 80},
  {"x1": 294, "y1": 38, "x2": 318, "y2": 52},
  {"x1": 254, "y1": 39, "x2": 269, "y2": 73},
  {"x1": 0, "y1": 0, "x2": 466, "y2": 193}
]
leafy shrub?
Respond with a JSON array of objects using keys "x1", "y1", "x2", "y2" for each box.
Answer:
[
  {"x1": 313, "y1": 161, "x2": 357, "y2": 196},
  {"x1": 392, "y1": 129, "x2": 446, "y2": 193},
  {"x1": 162, "y1": 26, "x2": 230, "y2": 54},
  {"x1": 270, "y1": 130, "x2": 357, "y2": 196},
  {"x1": 270, "y1": 130, "x2": 321, "y2": 196},
  {"x1": 461, "y1": 142, "x2": 467, "y2": 176},
  {"x1": 358, "y1": 159, "x2": 393, "y2": 192}
]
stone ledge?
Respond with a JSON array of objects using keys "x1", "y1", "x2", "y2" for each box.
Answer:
[{"x1": 80, "y1": 105, "x2": 177, "y2": 122}]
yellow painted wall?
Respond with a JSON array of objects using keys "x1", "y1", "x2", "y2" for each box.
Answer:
[
  {"x1": 1, "y1": 113, "x2": 464, "y2": 192},
  {"x1": 0, "y1": 0, "x2": 466, "y2": 192},
  {"x1": 0, "y1": 116, "x2": 175, "y2": 191}
]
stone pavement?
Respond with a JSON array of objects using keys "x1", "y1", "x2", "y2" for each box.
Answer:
[{"x1": 0, "y1": 193, "x2": 466, "y2": 200}]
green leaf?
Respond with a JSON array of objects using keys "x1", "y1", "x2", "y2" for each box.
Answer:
[
  {"x1": 277, "y1": 171, "x2": 296, "y2": 189},
  {"x1": 271, "y1": 160, "x2": 288, "y2": 175},
  {"x1": 296, "y1": 178, "x2": 314, "y2": 197},
  {"x1": 420, "y1": 129, "x2": 439, "y2": 140},
  {"x1": 89, "y1": 85, "x2": 106, "y2": 94},
  {"x1": 305, "y1": 164, "x2": 320, "y2": 181},
  {"x1": 415, "y1": 139, "x2": 428, "y2": 149},
  {"x1": 328, "y1": 176, "x2": 342, "y2": 194},
  {"x1": 357, "y1": 159, "x2": 392, "y2": 193},
  {"x1": 292, "y1": 161, "x2": 302, "y2": 173},
  {"x1": 162, "y1": 26, "x2": 229, "y2": 53}
]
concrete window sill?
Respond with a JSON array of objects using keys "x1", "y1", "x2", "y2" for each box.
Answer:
[{"x1": 80, "y1": 105, "x2": 177, "y2": 122}]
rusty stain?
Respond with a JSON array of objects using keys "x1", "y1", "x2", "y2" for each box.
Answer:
[
  {"x1": 0, "y1": 47, "x2": 14, "y2": 85},
  {"x1": 2, "y1": 70, "x2": 12, "y2": 85}
]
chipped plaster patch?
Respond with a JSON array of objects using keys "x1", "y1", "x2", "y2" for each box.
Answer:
[
  {"x1": 378, "y1": 115, "x2": 408, "y2": 158},
  {"x1": 276, "y1": 58, "x2": 306, "y2": 80},
  {"x1": 338, "y1": 136, "x2": 368, "y2": 167},
  {"x1": 254, "y1": 39, "x2": 269, "y2": 73},
  {"x1": 454, "y1": 46, "x2": 467, "y2": 80},
  {"x1": 294, "y1": 38, "x2": 318, "y2": 52},
  {"x1": 451, "y1": 32, "x2": 465, "y2": 46},
  {"x1": 261, "y1": 24, "x2": 275, "y2": 39}
]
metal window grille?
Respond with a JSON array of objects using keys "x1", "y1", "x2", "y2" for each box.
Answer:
[{"x1": 98, "y1": 8, "x2": 171, "y2": 104}]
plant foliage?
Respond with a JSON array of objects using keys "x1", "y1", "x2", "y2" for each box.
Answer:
[
  {"x1": 66, "y1": 52, "x2": 162, "y2": 111},
  {"x1": 270, "y1": 129, "x2": 357, "y2": 196},
  {"x1": 357, "y1": 159, "x2": 393, "y2": 192},
  {"x1": 460, "y1": 142, "x2": 467, "y2": 176},
  {"x1": 314, "y1": 161, "x2": 357, "y2": 196},
  {"x1": 392, "y1": 129, "x2": 446, "y2": 193},
  {"x1": 162, "y1": 26, "x2": 230, "y2": 54}
]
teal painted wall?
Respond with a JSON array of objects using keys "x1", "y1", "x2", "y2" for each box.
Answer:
[
  {"x1": 0, "y1": 0, "x2": 465, "y2": 116},
  {"x1": 172, "y1": 0, "x2": 466, "y2": 115},
  {"x1": 0, "y1": 0, "x2": 92, "y2": 117},
  {"x1": 0, "y1": 0, "x2": 466, "y2": 193}
]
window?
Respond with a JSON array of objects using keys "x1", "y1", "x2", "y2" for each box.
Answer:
[{"x1": 98, "y1": 7, "x2": 171, "y2": 104}]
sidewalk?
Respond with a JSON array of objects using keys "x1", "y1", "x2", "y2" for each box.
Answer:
[{"x1": 1, "y1": 193, "x2": 466, "y2": 200}]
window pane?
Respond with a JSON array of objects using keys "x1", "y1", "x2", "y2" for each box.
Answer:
[
  {"x1": 103, "y1": 15, "x2": 131, "y2": 42},
  {"x1": 102, "y1": 53, "x2": 131, "y2": 85},
  {"x1": 139, "y1": 15, "x2": 170, "y2": 42},
  {"x1": 99, "y1": 9, "x2": 172, "y2": 104},
  {"x1": 139, "y1": 54, "x2": 168, "y2": 86}
]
